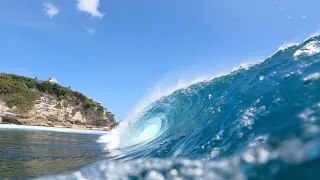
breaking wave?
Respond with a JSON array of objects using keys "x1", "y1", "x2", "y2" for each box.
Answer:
[{"x1": 38, "y1": 33, "x2": 320, "y2": 180}]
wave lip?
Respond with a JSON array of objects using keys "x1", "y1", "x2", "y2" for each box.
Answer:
[
  {"x1": 99, "y1": 33, "x2": 320, "y2": 153},
  {"x1": 278, "y1": 42, "x2": 299, "y2": 51},
  {"x1": 66, "y1": 32, "x2": 320, "y2": 179},
  {"x1": 294, "y1": 41, "x2": 320, "y2": 58}
]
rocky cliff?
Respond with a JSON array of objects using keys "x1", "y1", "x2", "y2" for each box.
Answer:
[{"x1": 0, "y1": 73, "x2": 118, "y2": 130}]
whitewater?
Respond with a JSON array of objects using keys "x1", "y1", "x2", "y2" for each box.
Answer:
[
  {"x1": 38, "y1": 33, "x2": 320, "y2": 180},
  {"x1": 0, "y1": 124, "x2": 108, "y2": 134}
]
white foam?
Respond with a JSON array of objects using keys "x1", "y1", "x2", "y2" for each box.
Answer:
[
  {"x1": 232, "y1": 62, "x2": 261, "y2": 72},
  {"x1": 308, "y1": 32, "x2": 320, "y2": 40},
  {"x1": 294, "y1": 41, "x2": 320, "y2": 58},
  {"x1": 278, "y1": 43, "x2": 299, "y2": 51},
  {"x1": 0, "y1": 124, "x2": 108, "y2": 134},
  {"x1": 278, "y1": 32, "x2": 320, "y2": 58},
  {"x1": 303, "y1": 72, "x2": 320, "y2": 81}
]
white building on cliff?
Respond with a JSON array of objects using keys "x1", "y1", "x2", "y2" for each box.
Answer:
[{"x1": 47, "y1": 78, "x2": 58, "y2": 84}]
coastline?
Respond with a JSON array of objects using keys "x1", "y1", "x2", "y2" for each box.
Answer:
[
  {"x1": 0, "y1": 116, "x2": 116, "y2": 131},
  {"x1": 3, "y1": 120, "x2": 115, "y2": 131},
  {"x1": 0, "y1": 74, "x2": 118, "y2": 132},
  {"x1": 0, "y1": 124, "x2": 110, "y2": 134}
]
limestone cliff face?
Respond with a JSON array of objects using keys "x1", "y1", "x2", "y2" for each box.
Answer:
[
  {"x1": 0, "y1": 93, "x2": 117, "y2": 130},
  {"x1": 0, "y1": 73, "x2": 118, "y2": 130}
]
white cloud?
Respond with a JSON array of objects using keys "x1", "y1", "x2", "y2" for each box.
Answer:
[
  {"x1": 43, "y1": 2, "x2": 60, "y2": 18},
  {"x1": 76, "y1": 0, "x2": 104, "y2": 18},
  {"x1": 86, "y1": 27, "x2": 96, "y2": 35}
]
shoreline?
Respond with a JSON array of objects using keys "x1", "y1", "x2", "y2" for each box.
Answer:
[
  {"x1": 0, "y1": 117, "x2": 116, "y2": 131},
  {"x1": 0, "y1": 124, "x2": 110, "y2": 134}
]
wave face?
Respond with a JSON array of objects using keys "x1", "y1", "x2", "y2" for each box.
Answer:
[{"x1": 38, "y1": 35, "x2": 320, "y2": 180}]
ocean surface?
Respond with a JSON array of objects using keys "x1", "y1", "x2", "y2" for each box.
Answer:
[
  {"x1": 0, "y1": 125, "x2": 108, "y2": 179},
  {"x1": 3, "y1": 34, "x2": 320, "y2": 180}
]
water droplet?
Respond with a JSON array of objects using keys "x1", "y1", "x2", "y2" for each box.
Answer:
[
  {"x1": 284, "y1": 74, "x2": 290, "y2": 78},
  {"x1": 259, "y1": 76, "x2": 265, "y2": 81},
  {"x1": 146, "y1": 170, "x2": 165, "y2": 180},
  {"x1": 100, "y1": 164, "x2": 106, "y2": 170},
  {"x1": 238, "y1": 132, "x2": 244, "y2": 138},
  {"x1": 303, "y1": 72, "x2": 320, "y2": 81},
  {"x1": 273, "y1": 98, "x2": 281, "y2": 104},
  {"x1": 170, "y1": 169, "x2": 178, "y2": 176}
]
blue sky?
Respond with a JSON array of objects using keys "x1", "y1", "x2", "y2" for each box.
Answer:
[{"x1": 0, "y1": 0, "x2": 320, "y2": 120}]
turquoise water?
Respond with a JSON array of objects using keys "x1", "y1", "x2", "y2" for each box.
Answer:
[
  {"x1": 5, "y1": 34, "x2": 320, "y2": 179},
  {"x1": 0, "y1": 127, "x2": 107, "y2": 179}
]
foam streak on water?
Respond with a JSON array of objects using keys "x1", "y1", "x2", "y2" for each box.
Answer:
[{"x1": 0, "y1": 124, "x2": 108, "y2": 134}]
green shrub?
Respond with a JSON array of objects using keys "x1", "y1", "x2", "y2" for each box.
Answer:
[
  {"x1": 106, "y1": 112, "x2": 115, "y2": 122},
  {"x1": 0, "y1": 74, "x2": 39, "y2": 113},
  {"x1": 63, "y1": 101, "x2": 68, "y2": 108},
  {"x1": 36, "y1": 81, "x2": 71, "y2": 98},
  {"x1": 35, "y1": 116, "x2": 45, "y2": 120},
  {"x1": 83, "y1": 98, "x2": 95, "y2": 110},
  {"x1": 36, "y1": 78, "x2": 94, "y2": 110},
  {"x1": 0, "y1": 74, "x2": 116, "y2": 121},
  {"x1": 6, "y1": 92, "x2": 38, "y2": 112},
  {"x1": 97, "y1": 106, "x2": 104, "y2": 114}
]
